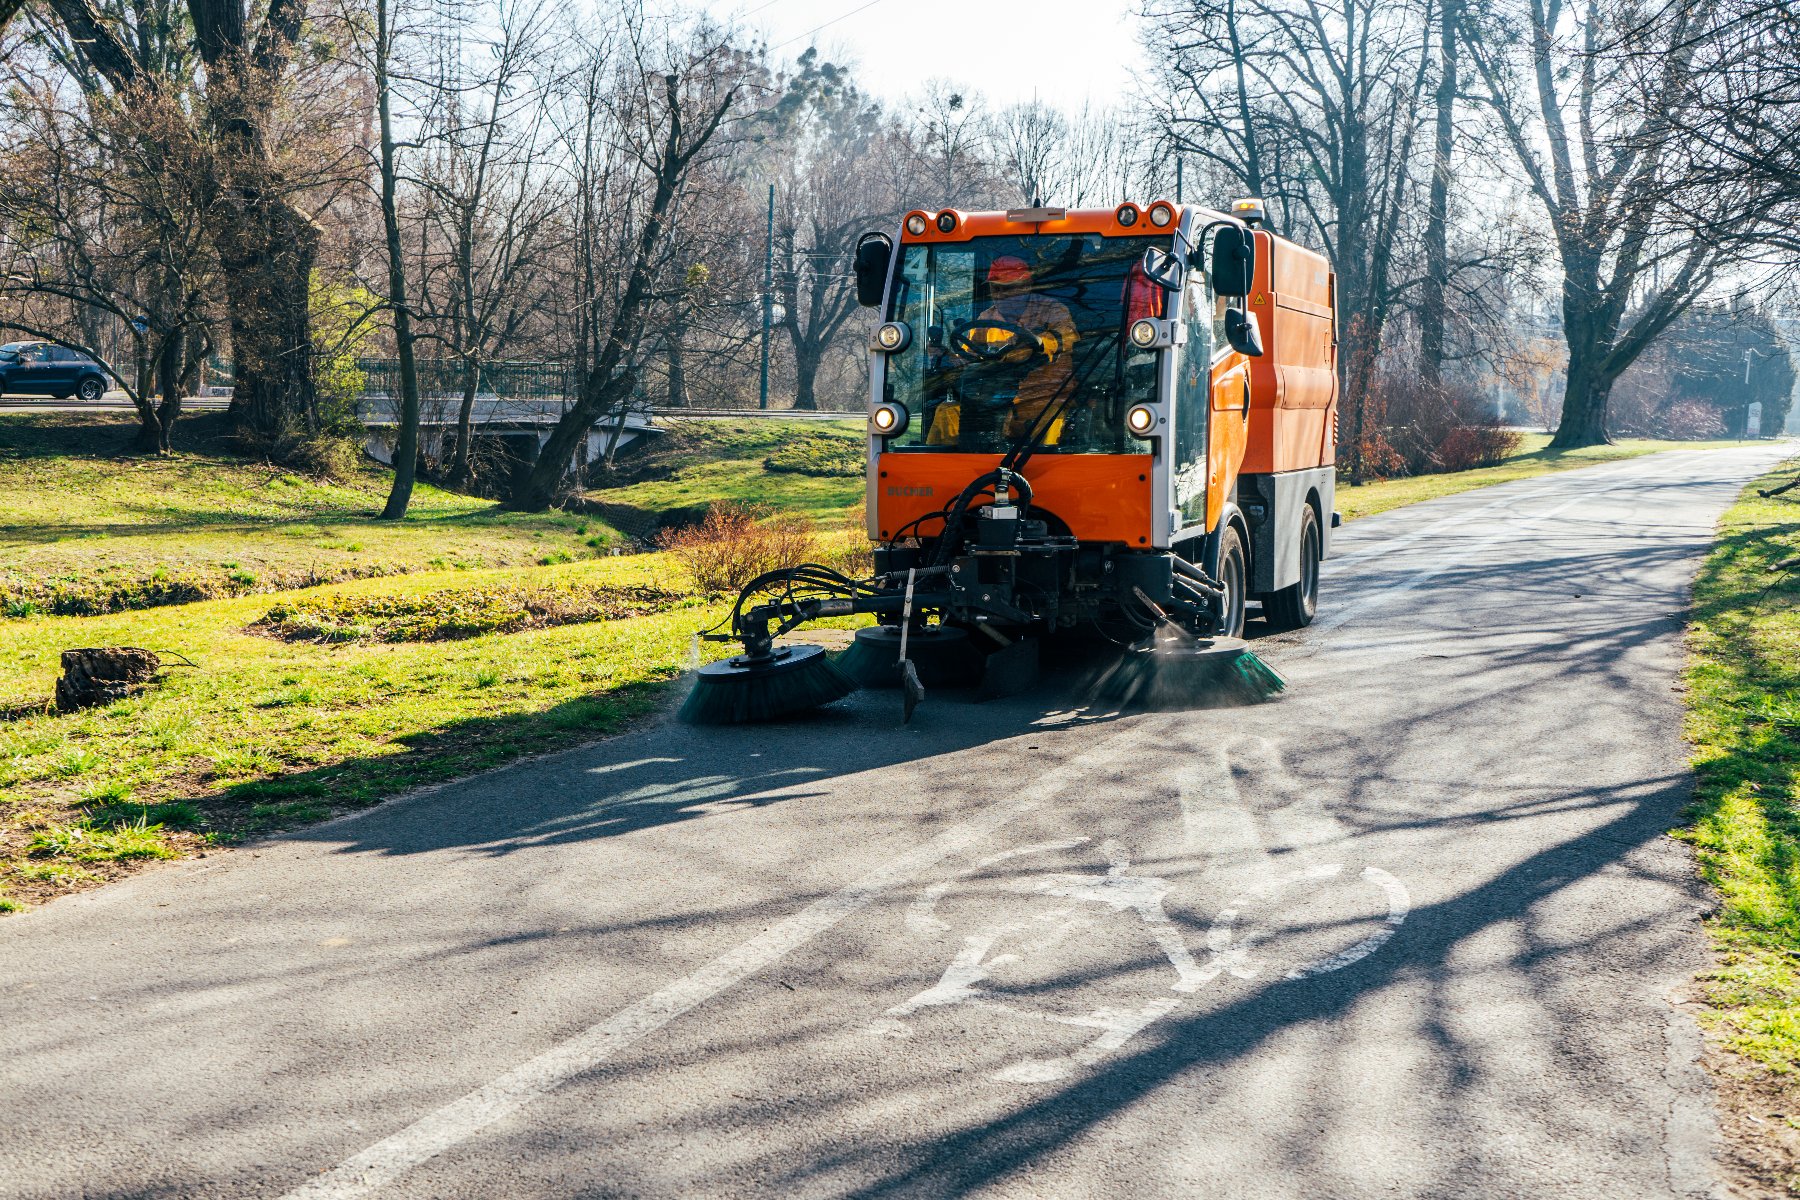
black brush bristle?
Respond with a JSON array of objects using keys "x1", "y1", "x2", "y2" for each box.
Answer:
[
  {"x1": 1090, "y1": 636, "x2": 1284, "y2": 710},
  {"x1": 680, "y1": 644, "x2": 860, "y2": 725},
  {"x1": 836, "y1": 625, "x2": 981, "y2": 689}
]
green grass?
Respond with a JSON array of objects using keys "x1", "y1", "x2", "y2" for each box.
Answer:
[
  {"x1": 590, "y1": 418, "x2": 865, "y2": 528},
  {"x1": 0, "y1": 555, "x2": 731, "y2": 908},
  {"x1": 1679, "y1": 458, "x2": 1800, "y2": 1073},
  {"x1": 0, "y1": 412, "x2": 624, "y2": 616},
  {"x1": 1337, "y1": 434, "x2": 1761, "y2": 523}
]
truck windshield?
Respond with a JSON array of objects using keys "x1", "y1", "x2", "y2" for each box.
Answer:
[{"x1": 883, "y1": 234, "x2": 1165, "y2": 454}]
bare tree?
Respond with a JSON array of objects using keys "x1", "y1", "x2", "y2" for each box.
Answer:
[
  {"x1": 0, "y1": 6, "x2": 219, "y2": 452},
  {"x1": 15, "y1": 0, "x2": 354, "y2": 451},
  {"x1": 906, "y1": 79, "x2": 995, "y2": 206},
  {"x1": 1148, "y1": 0, "x2": 1438, "y2": 481},
  {"x1": 762, "y1": 51, "x2": 902, "y2": 410},
  {"x1": 994, "y1": 99, "x2": 1067, "y2": 205},
  {"x1": 1465, "y1": 0, "x2": 1792, "y2": 445},
  {"x1": 410, "y1": 0, "x2": 559, "y2": 485},
  {"x1": 512, "y1": 26, "x2": 753, "y2": 511}
]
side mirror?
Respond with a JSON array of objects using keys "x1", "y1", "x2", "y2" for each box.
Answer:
[
  {"x1": 1211, "y1": 226, "x2": 1256, "y2": 297},
  {"x1": 1224, "y1": 308, "x2": 1264, "y2": 357},
  {"x1": 854, "y1": 232, "x2": 892, "y2": 308},
  {"x1": 1140, "y1": 245, "x2": 1184, "y2": 292}
]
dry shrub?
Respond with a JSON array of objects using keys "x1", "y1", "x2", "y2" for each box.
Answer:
[
  {"x1": 828, "y1": 505, "x2": 875, "y2": 578},
  {"x1": 1436, "y1": 424, "x2": 1522, "y2": 471},
  {"x1": 1365, "y1": 369, "x2": 1518, "y2": 478},
  {"x1": 1657, "y1": 399, "x2": 1729, "y2": 439},
  {"x1": 655, "y1": 502, "x2": 816, "y2": 594}
]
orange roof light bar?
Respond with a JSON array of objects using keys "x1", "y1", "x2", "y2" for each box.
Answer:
[{"x1": 898, "y1": 202, "x2": 1188, "y2": 243}]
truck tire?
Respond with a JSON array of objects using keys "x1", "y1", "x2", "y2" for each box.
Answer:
[
  {"x1": 1264, "y1": 504, "x2": 1321, "y2": 630},
  {"x1": 1216, "y1": 524, "x2": 1247, "y2": 638}
]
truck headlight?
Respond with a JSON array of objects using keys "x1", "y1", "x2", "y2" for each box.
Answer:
[
  {"x1": 1130, "y1": 319, "x2": 1160, "y2": 349},
  {"x1": 1126, "y1": 404, "x2": 1158, "y2": 436},
  {"x1": 871, "y1": 403, "x2": 908, "y2": 436},
  {"x1": 874, "y1": 321, "x2": 911, "y2": 352}
]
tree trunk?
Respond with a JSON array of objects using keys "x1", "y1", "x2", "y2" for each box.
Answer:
[
  {"x1": 792, "y1": 343, "x2": 820, "y2": 411},
  {"x1": 133, "y1": 405, "x2": 164, "y2": 454},
  {"x1": 1339, "y1": 312, "x2": 1382, "y2": 485},
  {"x1": 154, "y1": 329, "x2": 183, "y2": 454},
  {"x1": 130, "y1": 329, "x2": 180, "y2": 455},
  {"x1": 1550, "y1": 345, "x2": 1614, "y2": 448},
  {"x1": 449, "y1": 358, "x2": 480, "y2": 488},
  {"x1": 376, "y1": 0, "x2": 422, "y2": 520},
  {"x1": 218, "y1": 194, "x2": 320, "y2": 444},
  {"x1": 666, "y1": 319, "x2": 688, "y2": 408},
  {"x1": 1419, "y1": 0, "x2": 1459, "y2": 386},
  {"x1": 1550, "y1": 275, "x2": 1617, "y2": 448}
]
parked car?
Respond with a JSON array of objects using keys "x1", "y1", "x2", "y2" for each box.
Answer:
[{"x1": 0, "y1": 341, "x2": 109, "y2": 402}]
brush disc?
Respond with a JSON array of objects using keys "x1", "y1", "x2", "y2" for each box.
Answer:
[
  {"x1": 836, "y1": 625, "x2": 982, "y2": 689},
  {"x1": 1090, "y1": 635, "x2": 1286, "y2": 710},
  {"x1": 679, "y1": 643, "x2": 860, "y2": 725}
]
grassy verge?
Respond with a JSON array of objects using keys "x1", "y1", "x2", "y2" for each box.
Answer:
[
  {"x1": 0, "y1": 555, "x2": 730, "y2": 911},
  {"x1": 586, "y1": 417, "x2": 864, "y2": 530},
  {"x1": 0, "y1": 413, "x2": 624, "y2": 616},
  {"x1": 0, "y1": 413, "x2": 866, "y2": 618},
  {"x1": 1680, "y1": 458, "x2": 1800, "y2": 1073},
  {"x1": 1337, "y1": 434, "x2": 1759, "y2": 523}
]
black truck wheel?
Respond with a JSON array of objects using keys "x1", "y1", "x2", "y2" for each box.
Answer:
[
  {"x1": 1216, "y1": 524, "x2": 1248, "y2": 638},
  {"x1": 1264, "y1": 504, "x2": 1321, "y2": 630}
]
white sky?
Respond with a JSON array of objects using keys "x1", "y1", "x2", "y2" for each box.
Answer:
[{"x1": 708, "y1": 0, "x2": 1146, "y2": 108}]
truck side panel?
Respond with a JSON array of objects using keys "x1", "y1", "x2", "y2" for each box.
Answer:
[{"x1": 1243, "y1": 231, "x2": 1338, "y2": 476}]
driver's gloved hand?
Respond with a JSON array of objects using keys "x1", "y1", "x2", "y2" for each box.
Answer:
[{"x1": 1036, "y1": 332, "x2": 1062, "y2": 360}]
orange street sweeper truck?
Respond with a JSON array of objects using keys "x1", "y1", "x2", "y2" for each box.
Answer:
[{"x1": 681, "y1": 197, "x2": 1338, "y2": 724}]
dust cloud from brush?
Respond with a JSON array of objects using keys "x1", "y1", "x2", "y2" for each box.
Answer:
[{"x1": 1087, "y1": 627, "x2": 1285, "y2": 710}]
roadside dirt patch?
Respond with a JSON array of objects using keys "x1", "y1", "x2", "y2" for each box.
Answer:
[{"x1": 1706, "y1": 1043, "x2": 1800, "y2": 1197}]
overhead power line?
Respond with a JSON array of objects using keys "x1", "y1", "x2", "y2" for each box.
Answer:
[{"x1": 767, "y1": 0, "x2": 884, "y2": 53}]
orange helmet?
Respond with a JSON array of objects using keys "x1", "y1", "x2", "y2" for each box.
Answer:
[{"x1": 986, "y1": 256, "x2": 1031, "y2": 285}]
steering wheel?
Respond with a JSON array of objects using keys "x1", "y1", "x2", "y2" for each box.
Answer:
[{"x1": 949, "y1": 318, "x2": 1048, "y2": 364}]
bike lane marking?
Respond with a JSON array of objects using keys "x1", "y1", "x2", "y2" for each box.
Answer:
[
  {"x1": 869, "y1": 737, "x2": 1411, "y2": 1083},
  {"x1": 279, "y1": 727, "x2": 1146, "y2": 1200}
]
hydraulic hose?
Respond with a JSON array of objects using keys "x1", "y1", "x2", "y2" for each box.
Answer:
[{"x1": 927, "y1": 468, "x2": 1035, "y2": 568}]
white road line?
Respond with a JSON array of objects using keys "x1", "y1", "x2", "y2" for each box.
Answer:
[
  {"x1": 1311, "y1": 459, "x2": 1694, "y2": 639},
  {"x1": 279, "y1": 730, "x2": 1140, "y2": 1200}
]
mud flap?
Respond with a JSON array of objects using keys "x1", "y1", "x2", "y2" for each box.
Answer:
[{"x1": 977, "y1": 637, "x2": 1040, "y2": 701}]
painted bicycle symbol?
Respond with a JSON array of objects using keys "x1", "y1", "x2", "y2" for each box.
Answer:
[{"x1": 867, "y1": 837, "x2": 1409, "y2": 1084}]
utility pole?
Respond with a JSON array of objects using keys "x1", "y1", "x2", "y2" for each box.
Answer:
[
  {"x1": 759, "y1": 183, "x2": 773, "y2": 410},
  {"x1": 1175, "y1": 158, "x2": 1182, "y2": 204}
]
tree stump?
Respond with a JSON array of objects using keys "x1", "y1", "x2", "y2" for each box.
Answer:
[{"x1": 55, "y1": 647, "x2": 160, "y2": 713}]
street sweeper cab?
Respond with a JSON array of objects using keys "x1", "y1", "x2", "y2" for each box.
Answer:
[{"x1": 682, "y1": 199, "x2": 1338, "y2": 725}]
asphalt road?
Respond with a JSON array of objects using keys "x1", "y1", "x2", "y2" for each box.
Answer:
[{"x1": 3, "y1": 444, "x2": 1792, "y2": 1200}]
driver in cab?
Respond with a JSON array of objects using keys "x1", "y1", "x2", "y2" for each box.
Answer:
[{"x1": 927, "y1": 255, "x2": 1077, "y2": 445}]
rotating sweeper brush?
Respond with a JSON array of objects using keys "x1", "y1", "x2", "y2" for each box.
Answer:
[
  {"x1": 678, "y1": 642, "x2": 859, "y2": 726},
  {"x1": 1089, "y1": 592, "x2": 1285, "y2": 710}
]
